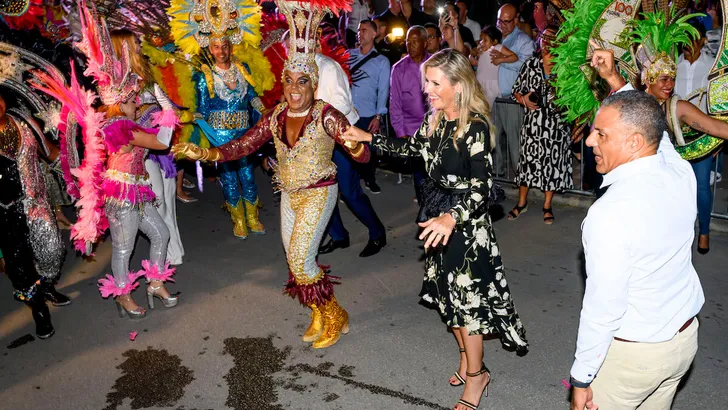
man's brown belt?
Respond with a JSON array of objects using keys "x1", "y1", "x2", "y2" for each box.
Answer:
[{"x1": 614, "y1": 317, "x2": 695, "y2": 343}]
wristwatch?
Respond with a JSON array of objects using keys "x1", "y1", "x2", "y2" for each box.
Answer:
[
  {"x1": 447, "y1": 209, "x2": 460, "y2": 225},
  {"x1": 375, "y1": 114, "x2": 382, "y2": 121}
]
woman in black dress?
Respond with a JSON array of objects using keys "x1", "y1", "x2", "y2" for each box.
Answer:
[
  {"x1": 344, "y1": 49, "x2": 528, "y2": 410},
  {"x1": 509, "y1": 26, "x2": 573, "y2": 224}
]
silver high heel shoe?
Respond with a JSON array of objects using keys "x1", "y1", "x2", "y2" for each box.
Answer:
[
  {"x1": 147, "y1": 284, "x2": 179, "y2": 309},
  {"x1": 115, "y1": 296, "x2": 147, "y2": 319}
]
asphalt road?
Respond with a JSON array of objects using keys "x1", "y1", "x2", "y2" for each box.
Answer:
[{"x1": 1, "y1": 170, "x2": 726, "y2": 410}]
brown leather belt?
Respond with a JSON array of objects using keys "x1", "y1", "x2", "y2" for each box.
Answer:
[{"x1": 614, "y1": 317, "x2": 695, "y2": 343}]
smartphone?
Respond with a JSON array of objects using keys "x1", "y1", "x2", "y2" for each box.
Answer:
[{"x1": 440, "y1": 7, "x2": 451, "y2": 23}]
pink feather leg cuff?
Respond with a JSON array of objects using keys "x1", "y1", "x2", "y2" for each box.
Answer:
[
  {"x1": 140, "y1": 260, "x2": 176, "y2": 282},
  {"x1": 98, "y1": 271, "x2": 144, "y2": 298}
]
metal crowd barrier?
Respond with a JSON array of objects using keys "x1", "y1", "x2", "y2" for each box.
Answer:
[{"x1": 492, "y1": 107, "x2": 728, "y2": 221}]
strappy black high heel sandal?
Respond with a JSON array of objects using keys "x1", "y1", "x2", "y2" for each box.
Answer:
[
  {"x1": 449, "y1": 347, "x2": 466, "y2": 387},
  {"x1": 456, "y1": 362, "x2": 491, "y2": 409}
]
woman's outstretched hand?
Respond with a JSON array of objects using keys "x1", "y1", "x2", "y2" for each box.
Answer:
[
  {"x1": 342, "y1": 125, "x2": 373, "y2": 143},
  {"x1": 418, "y1": 213, "x2": 456, "y2": 250}
]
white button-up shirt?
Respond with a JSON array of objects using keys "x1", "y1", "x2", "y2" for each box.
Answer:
[
  {"x1": 314, "y1": 53, "x2": 359, "y2": 125},
  {"x1": 675, "y1": 47, "x2": 714, "y2": 114},
  {"x1": 571, "y1": 93, "x2": 705, "y2": 383}
]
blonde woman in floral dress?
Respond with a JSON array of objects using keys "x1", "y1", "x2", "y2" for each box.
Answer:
[{"x1": 344, "y1": 49, "x2": 528, "y2": 410}]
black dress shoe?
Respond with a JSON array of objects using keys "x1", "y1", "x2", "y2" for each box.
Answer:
[
  {"x1": 359, "y1": 237, "x2": 386, "y2": 257},
  {"x1": 319, "y1": 238, "x2": 350, "y2": 254},
  {"x1": 41, "y1": 283, "x2": 72, "y2": 306},
  {"x1": 365, "y1": 180, "x2": 382, "y2": 194}
]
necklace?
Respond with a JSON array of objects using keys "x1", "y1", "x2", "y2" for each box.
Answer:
[
  {"x1": 214, "y1": 64, "x2": 238, "y2": 85},
  {"x1": 287, "y1": 107, "x2": 311, "y2": 118}
]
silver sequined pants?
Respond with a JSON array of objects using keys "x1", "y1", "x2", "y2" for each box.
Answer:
[
  {"x1": 105, "y1": 201, "x2": 170, "y2": 288},
  {"x1": 280, "y1": 185, "x2": 337, "y2": 283}
]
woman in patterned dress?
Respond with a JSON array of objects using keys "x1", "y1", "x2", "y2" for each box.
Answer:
[
  {"x1": 344, "y1": 49, "x2": 528, "y2": 410},
  {"x1": 509, "y1": 27, "x2": 573, "y2": 224}
]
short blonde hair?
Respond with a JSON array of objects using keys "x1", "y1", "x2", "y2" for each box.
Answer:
[{"x1": 420, "y1": 49, "x2": 495, "y2": 149}]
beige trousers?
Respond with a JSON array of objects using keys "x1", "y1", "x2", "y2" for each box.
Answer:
[{"x1": 591, "y1": 319, "x2": 699, "y2": 410}]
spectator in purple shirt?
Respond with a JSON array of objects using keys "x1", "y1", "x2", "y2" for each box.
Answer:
[
  {"x1": 390, "y1": 25, "x2": 430, "y2": 202},
  {"x1": 390, "y1": 25, "x2": 429, "y2": 140}
]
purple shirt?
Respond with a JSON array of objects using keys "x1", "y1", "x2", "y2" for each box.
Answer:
[{"x1": 389, "y1": 54, "x2": 429, "y2": 138}]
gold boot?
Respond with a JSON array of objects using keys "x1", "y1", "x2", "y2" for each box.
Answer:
[
  {"x1": 244, "y1": 199, "x2": 266, "y2": 234},
  {"x1": 227, "y1": 200, "x2": 248, "y2": 239},
  {"x1": 302, "y1": 304, "x2": 324, "y2": 342},
  {"x1": 312, "y1": 296, "x2": 349, "y2": 349}
]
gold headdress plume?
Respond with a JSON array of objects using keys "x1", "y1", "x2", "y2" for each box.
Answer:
[{"x1": 276, "y1": 0, "x2": 353, "y2": 86}]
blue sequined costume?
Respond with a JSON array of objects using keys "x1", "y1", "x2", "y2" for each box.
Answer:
[{"x1": 193, "y1": 62, "x2": 266, "y2": 238}]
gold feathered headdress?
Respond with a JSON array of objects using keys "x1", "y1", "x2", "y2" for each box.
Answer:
[
  {"x1": 167, "y1": 0, "x2": 262, "y2": 55},
  {"x1": 276, "y1": 0, "x2": 352, "y2": 85}
]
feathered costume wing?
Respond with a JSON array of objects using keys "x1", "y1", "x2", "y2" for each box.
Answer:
[
  {"x1": 259, "y1": 7, "x2": 288, "y2": 108},
  {"x1": 550, "y1": 0, "x2": 614, "y2": 125},
  {"x1": 551, "y1": 0, "x2": 700, "y2": 126},
  {"x1": 29, "y1": 63, "x2": 108, "y2": 255}
]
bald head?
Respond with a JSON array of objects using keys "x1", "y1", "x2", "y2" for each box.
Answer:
[{"x1": 497, "y1": 3, "x2": 518, "y2": 37}]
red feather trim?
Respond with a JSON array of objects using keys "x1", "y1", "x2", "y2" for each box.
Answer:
[
  {"x1": 3, "y1": 0, "x2": 44, "y2": 31},
  {"x1": 283, "y1": 271, "x2": 340, "y2": 306},
  {"x1": 260, "y1": 9, "x2": 289, "y2": 109},
  {"x1": 158, "y1": 64, "x2": 183, "y2": 106},
  {"x1": 292, "y1": 0, "x2": 353, "y2": 16},
  {"x1": 319, "y1": 27, "x2": 352, "y2": 85},
  {"x1": 261, "y1": 43, "x2": 287, "y2": 108}
]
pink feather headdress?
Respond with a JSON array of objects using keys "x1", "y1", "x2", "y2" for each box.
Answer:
[{"x1": 75, "y1": 0, "x2": 140, "y2": 106}]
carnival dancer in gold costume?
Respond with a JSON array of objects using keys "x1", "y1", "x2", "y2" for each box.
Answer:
[{"x1": 174, "y1": 0, "x2": 365, "y2": 348}]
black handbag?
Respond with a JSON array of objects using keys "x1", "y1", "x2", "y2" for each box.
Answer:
[{"x1": 415, "y1": 177, "x2": 505, "y2": 223}]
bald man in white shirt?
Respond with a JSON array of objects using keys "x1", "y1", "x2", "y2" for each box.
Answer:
[{"x1": 568, "y1": 54, "x2": 705, "y2": 408}]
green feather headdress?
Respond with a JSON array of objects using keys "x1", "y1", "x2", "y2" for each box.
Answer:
[
  {"x1": 626, "y1": 7, "x2": 703, "y2": 84},
  {"x1": 550, "y1": 0, "x2": 613, "y2": 125}
]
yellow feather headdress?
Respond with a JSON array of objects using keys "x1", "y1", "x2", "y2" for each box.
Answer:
[{"x1": 167, "y1": 0, "x2": 262, "y2": 55}]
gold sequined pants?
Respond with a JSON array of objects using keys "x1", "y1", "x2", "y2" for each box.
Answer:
[{"x1": 280, "y1": 185, "x2": 338, "y2": 284}]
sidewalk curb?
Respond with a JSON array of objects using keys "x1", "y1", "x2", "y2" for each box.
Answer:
[{"x1": 500, "y1": 183, "x2": 728, "y2": 234}]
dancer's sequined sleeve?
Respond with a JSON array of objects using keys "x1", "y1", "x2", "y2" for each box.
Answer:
[
  {"x1": 217, "y1": 111, "x2": 274, "y2": 161},
  {"x1": 371, "y1": 116, "x2": 428, "y2": 157},
  {"x1": 322, "y1": 105, "x2": 370, "y2": 163}
]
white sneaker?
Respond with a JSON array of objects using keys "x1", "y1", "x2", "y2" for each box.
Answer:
[{"x1": 710, "y1": 171, "x2": 722, "y2": 185}]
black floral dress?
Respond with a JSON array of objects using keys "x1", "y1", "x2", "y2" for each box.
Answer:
[
  {"x1": 512, "y1": 57, "x2": 573, "y2": 192},
  {"x1": 372, "y1": 113, "x2": 528, "y2": 355}
]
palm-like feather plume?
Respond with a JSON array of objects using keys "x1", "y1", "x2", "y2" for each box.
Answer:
[{"x1": 627, "y1": 7, "x2": 703, "y2": 62}]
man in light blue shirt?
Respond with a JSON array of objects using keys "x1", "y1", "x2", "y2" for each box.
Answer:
[
  {"x1": 349, "y1": 30, "x2": 391, "y2": 134},
  {"x1": 490, "y1": 3, "x2": 534, "y2": 176},
  {"x1": 349, "y1": 18, "x2": 390, "y2": 196}
]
